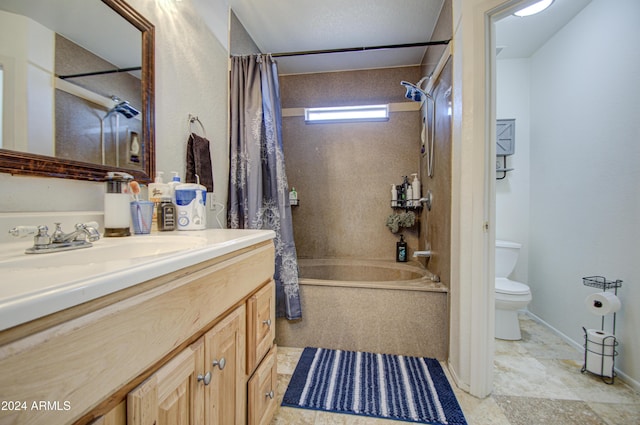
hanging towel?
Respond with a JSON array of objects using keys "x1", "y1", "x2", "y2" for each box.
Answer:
[{"x1": 186, "y1": 133, "x2": 214, "y2": 192}]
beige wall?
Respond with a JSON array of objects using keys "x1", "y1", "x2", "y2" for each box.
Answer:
[
  {"x1": 280, "y1": 67, "x2": 423, "y2": 260},
  {"x1": 418, "y1": 58, "x2": 452, "y2": 289}
]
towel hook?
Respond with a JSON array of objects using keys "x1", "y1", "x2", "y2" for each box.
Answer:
[{"x1": 188, "y1": 114, "x2": 207, "y2": 137}]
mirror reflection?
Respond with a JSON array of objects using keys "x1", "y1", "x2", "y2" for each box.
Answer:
[{"x1": 0, "y1": 0, "x2": 146, "y2": 173}]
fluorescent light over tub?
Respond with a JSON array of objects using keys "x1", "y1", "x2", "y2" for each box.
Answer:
[{"x1": 304, "y1": 104, "x2": 390, "y2": 123}]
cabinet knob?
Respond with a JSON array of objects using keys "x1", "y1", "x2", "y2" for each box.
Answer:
[
  {"x1": 212, "y1": 357, "x2": 226, "y2": 370},
  {"x1": 262, "y1": 319, "x2": 272, "y2": 327},
  {"x1": 265, "y1": 390, "x2": 274, "y2": 399},
  {"x1": 197, "y1": 371, "x2": 211, "y2": 386}
]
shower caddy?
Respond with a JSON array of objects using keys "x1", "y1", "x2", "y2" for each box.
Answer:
[{"x1": 580, "y1": 275, "x2": 622, "y2": 384}]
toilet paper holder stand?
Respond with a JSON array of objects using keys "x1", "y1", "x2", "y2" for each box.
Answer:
[{"x1": 581, "y1": 276, "x2": 622, "y2": 384}]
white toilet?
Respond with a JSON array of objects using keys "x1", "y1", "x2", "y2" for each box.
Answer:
[{"x1": 495, "y1": 240, "x2": 532, "y2": 340}]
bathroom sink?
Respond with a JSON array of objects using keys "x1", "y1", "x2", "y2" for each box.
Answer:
[
  {"x1": 0, "y1": 235, "x2": 207, "y2": 269},
  {"x1": 0, "y1": 229, "x2": 276, "y2": 332}
]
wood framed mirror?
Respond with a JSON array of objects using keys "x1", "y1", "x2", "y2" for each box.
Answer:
[{"x1": 0, "y1": 0, "x2": 155, "y2": 183}]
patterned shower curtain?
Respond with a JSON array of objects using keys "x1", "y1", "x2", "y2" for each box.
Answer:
[{"x1": 228, "y1": 54, "x2": 302, "y2": 320}]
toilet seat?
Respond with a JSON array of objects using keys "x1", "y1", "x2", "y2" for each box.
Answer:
[{"x1": 495, "y1": 278, "x2": 530, "y2": 295}]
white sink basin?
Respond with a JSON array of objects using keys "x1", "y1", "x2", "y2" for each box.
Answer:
[
  {"x1": 0, "y1": 235, "x2": 207, "y2": 269},
  {"x1": 0, "y1": 229, "x2": 275, "y2": 331}
]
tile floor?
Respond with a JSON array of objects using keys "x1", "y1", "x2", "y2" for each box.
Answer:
[{"x1": 271, "y1": 314, "x2": 640, "y2": 425}]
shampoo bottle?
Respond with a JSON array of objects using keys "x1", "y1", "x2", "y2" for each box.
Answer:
[
  {"x1": 396, "y1": 234, "x2": 407, "y2": 262},
  {"x1": 391, "y1": 184, "x2": 397, "y2": 207},
  {"x1": 411, "y1": 173, "x2": 421, "y2": 204}
]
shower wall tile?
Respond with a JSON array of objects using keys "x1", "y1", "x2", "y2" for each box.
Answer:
[
  {"x1": 418, "y1": 58, "x2": 453, "y2": 287},
  {"x1": 281, "y1": 67, "x2": 423, "y2": 261}
]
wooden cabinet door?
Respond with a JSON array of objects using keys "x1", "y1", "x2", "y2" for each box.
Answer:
[
  {"x1": 247, "y1": 345, "x2": 278, "y2": 425},
  {"x1": 204, "y1": 305, "x2": 246, "y2": 425},
  {"x1": 247, "y1": 280, "x2": 275, "y2": 373},
  {"x1": 128, "y1": 338, "x2": 205, "y2": 425}
]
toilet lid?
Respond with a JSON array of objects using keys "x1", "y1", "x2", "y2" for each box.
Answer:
[{"x1": 495, "y1": 278, "x2": 530, "y2": 295}]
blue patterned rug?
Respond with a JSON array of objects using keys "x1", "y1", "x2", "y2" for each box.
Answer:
[{"x1": 282, "y1": 347, "x2": 468, "y2": 425}]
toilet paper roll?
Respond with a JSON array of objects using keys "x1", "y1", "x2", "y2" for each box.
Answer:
[
  {"x1": 584, "y1": 292, "x2": 621, "y2": 316},
  {"x1": 585, "y1": 328, "x2": 616, "y2": 377}
]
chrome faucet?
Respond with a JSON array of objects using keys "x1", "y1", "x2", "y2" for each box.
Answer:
[{"x1": 9, "y1": 222, "x2": 100, "y2": 254}]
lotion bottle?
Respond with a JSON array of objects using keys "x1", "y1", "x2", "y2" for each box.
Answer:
[{"x1": 148, "y1": 172, "x2": 169, "y2": 231}]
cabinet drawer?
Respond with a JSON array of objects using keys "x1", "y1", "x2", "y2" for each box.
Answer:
[
  {"x1": 247, "y1": 280, "x2": 275, "y2": 373},
  {"x1": 247, "y1": 345, "x2": 278, "y2": 425}
]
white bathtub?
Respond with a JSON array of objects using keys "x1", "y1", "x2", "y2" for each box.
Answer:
[
  {"x1": 277, "y1": 258, "x2": 448, "y2": 359},
  {"x1": 297, "y1": 258, "x2": 441, "y2": 290}
]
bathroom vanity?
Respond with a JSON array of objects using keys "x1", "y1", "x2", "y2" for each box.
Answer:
[{"x1": 0, "y1": 229, "x2": 277, "y2": 425}]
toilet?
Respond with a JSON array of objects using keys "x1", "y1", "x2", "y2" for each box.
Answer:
[{"x1": 495, "y1": 240, "x2": 532, "y2": 340}]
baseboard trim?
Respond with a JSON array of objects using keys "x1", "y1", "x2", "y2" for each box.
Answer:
[{"x1": 524, "y1": 310, "x2": 640, "y2": 393}]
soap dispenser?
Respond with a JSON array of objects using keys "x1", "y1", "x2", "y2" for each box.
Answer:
[{"x1": 104, "y1": 172, "x2": 133, "y2": 237}]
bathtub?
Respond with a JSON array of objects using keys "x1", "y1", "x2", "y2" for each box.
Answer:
[
  {"x1": 276, "y1": 259, "x2": 449, "y2": 359},
  {"x1": 297, "y1": 258, "x2": 440, "y2": 289}
]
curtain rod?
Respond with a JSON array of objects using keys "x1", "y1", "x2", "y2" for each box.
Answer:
[
  {"x1": 58, "y1": 66, "x2": 142, "y2": 80},
  {"x1": 270, "y1": 40, "x2": 451, "y2": 58}
]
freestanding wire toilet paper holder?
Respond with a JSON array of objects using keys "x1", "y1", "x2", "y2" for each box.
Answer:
[{"x1": 581, "y1": 276, "x2": 622, "y2": 384}]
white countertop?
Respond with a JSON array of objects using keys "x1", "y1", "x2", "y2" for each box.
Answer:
[{"x1": 0, "y1": 229, "x2": 275, "y2": 332}]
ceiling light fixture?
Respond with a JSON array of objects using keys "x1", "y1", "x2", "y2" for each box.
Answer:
[{"x1": 513, "y1": 0, "x2": 554, "y2": 17}]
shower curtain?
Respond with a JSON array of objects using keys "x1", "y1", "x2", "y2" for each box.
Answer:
[{"x1": 228, "y1": 54, "x2": 302, "y2": 320}]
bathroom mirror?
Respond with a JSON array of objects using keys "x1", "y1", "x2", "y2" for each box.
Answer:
[{"x1": 0, "y1": 0, "x2": 155, "y2": 182}]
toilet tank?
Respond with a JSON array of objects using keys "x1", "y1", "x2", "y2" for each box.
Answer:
[{"x1": 495, "y1": 240, "x2": 521, "y2": 278}]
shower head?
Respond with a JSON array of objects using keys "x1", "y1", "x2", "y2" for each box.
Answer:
[
  {"x1": 401, "y1": 79, "x2": 432, "y2": 103},
  {"x1": 104, "y1": 99, "x2": 140, "y2": 119},
  {"x1": 114, "y1": 101, "x2": 140, "y2": 119}
]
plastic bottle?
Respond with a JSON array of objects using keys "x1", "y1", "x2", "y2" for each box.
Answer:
[
  {"x1": 411, "y1": 173, "x2": 421, "y2": 204},
  {"x1": 406, "y1": 185, "x2": 413, "y2": 207},
  {"x1": 167, "y1": 171, "x2": 181, "y2": 203},
  {"x1": 148, "y1": 172, "x2": 170, "y2": 232},
  {"x1": 396, "y1": 235, "x2": 407, "y2": 262},
  {"x1": 402, "y1": 176, "x2": 410, "y2": 207},
  {"x1": 157, "y1": 197, "x2": 176, "y2": 231},
  {"x1": 289, "y1": 187, "x2": 298, "y2": 206},
  {"x1": 391, "y1": 184, "x2": 397, "y2": 207}
]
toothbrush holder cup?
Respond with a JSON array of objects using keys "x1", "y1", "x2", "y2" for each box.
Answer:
[{"x1": 130, "y1": 201, "x2": 154, "y2": 234}]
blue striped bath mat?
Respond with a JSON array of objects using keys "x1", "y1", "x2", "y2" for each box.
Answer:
[{"x1": 282, "y1": 347, "x2": 467, "y2": 425}]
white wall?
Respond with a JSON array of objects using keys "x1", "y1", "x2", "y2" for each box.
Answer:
[
  {"x1": 0, "y1": 11, "x2": 54, "y2": 155},
  {"x1": 496, "y1": 58, "x2": 530, "y2": 284},
  {"x1": 0, "y1": 1, "x2": 230, "y2": 230},
  {"x1": 498, "y1": 0, "x2": 639, "y2": 386}
]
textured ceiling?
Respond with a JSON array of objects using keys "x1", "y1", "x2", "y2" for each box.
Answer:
[
  {"x1": 229, "y1": 0, "x2": 593, "y2": 74},
  {"x1": 229, "y1": 0, "x2": 446, "y2": 75},
  {"x1": 496, "y1": 0, "x2": 592, "y2": 59}
]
